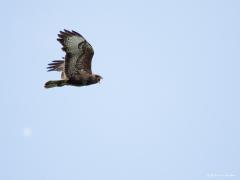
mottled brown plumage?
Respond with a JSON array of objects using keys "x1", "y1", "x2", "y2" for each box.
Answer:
[{"x1": 44, "y1": 29, "x2": 102, "y2": 88}]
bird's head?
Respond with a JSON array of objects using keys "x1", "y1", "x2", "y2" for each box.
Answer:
[{"x1": 94, "y1": 74, "x2": 103, "y2": 83}]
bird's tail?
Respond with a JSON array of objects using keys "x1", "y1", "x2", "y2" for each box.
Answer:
[{"x1": 44, "y1": 80, "x2": 69, "y2": 88}]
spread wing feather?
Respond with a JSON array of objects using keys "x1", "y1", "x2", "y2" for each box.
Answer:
[
  {"x1": 57, "y1": 29, "x2": 94, "y2": 78},
  {"x1": 47, "y1": 60, "x2": 64, "y2": 72}
]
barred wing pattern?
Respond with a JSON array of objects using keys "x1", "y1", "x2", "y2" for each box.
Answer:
[{"x1": 57, "y1": 30, "x2": 94, "y2": 78}]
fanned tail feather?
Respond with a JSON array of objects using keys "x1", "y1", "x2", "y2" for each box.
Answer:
[{"x1": 44, "y1": 80, "x2": 69, "y2": 88}]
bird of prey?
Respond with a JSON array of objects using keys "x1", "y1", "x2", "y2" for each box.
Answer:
[{"x1": 44, "y1": 29, "x2": 102, "y2": 88}]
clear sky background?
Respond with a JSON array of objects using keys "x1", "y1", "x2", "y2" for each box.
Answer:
[{"x1": 0, "y1": 0, "x2": 239, "y2": 179}]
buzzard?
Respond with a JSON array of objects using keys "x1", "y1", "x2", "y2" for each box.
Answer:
[{"x1": 44, "y1": 29, "x2": 102, "y2": 88}]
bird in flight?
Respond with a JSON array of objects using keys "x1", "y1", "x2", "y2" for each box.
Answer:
[{"x1": 44, "y1": 29, "x2": 102, "y2": 88}]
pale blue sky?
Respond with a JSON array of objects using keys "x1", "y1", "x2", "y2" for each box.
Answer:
[{"x1": 0, "y1": 0, "x2": 239, "y2": 179}]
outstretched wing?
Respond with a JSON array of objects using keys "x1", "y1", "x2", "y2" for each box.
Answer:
[
  {"x1": 47, "y1": 59, "x2": 68, "y2": 80},
  {"x1": 47, "y1": 60, "x2": 64, "y2": 72},
  {"x1": 57, "y1": 30, "x2": 94, "y2": 78}
]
